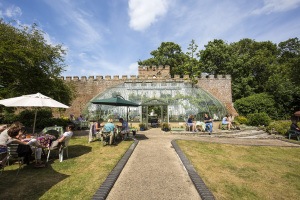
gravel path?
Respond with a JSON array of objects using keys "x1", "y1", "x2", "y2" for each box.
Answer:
[{"x1": 106, "y1": 129, "x2": 201, "y2": 200}]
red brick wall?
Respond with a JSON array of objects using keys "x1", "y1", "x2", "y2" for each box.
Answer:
[{"x1": 57, "y1": 66, "x2": 237, "y2": 118}]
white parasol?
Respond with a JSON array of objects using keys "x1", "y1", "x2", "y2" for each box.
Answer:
[{"x1": 0, "y1": 93, "x2": 69, "y2": 134}]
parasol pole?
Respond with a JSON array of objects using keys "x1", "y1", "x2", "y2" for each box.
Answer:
[
  {"x1": 33, "y1": 109, "x2": 37, "y2": 136},
  {"x1": 127, "y1": 106, "x2": 129, "y2": 122}
]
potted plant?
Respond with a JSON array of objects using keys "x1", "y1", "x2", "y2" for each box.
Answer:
[
  {"x1": 161, "y1": 123, "x2": 170, "y2": 132},
  {"x1": 139, "y1": 123, "x2": 146, "y2": 131}
]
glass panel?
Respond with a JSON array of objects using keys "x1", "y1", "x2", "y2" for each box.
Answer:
[{"x1": 86, "y1": 82, "x2": 227, "y2": 122}]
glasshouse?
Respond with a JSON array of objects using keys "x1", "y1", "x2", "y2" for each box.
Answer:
[{"x1": 86, "y1": 81, "x2": 227, "y2": 125}]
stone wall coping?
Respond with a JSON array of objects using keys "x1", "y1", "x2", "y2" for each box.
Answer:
[{"x1": 61, "y1": 74, "x2": 231, "y2": 81}]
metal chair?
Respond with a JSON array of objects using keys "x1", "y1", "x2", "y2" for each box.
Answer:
[
  {"x1": 7, "y1": 144, "x2": 25, "y2": 175},
  {"x1": 0, "y1": 151, "x2": 9, "y2": 175}
]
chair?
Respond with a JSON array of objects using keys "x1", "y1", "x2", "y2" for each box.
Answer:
[
  {"x1": 100, "y1": 130, "x2": 115, "y2": 146},
  {"x1": 0, "y1": 151, "x2": 9, "y2": 175},
  {"x1": 7, "y1": 144, "x2": 25, "y2": 175},
  {"x1": 288, "y1": 130, "x2": 300, "y2": 141},
  {"x1": 88, "y1": 123, "x2": 101, "y2": 143},
  {"x1": 46, "y1": 136, "x2": 71, "y2": 162}
]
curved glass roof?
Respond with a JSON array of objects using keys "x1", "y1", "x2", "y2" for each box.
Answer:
[{"x1": 85, "y1": 81, "x2": 227, "y2": 121}]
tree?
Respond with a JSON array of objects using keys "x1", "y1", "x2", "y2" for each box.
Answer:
[
  {"x1": 183, "y1": 40, "x2": 201, "y2": 85},
  {"x1": 273, "y1": 37, "x2": 300, "y2": 112},
  {"x1": 199, "y1": 39, "x2": 231, "y2": 74},
  {"x1": 138, "y1": 42, "x2": 187, "y2": 77},
  {"x1": 0, "y1": 19, "x2": 74, "y2": 105}
]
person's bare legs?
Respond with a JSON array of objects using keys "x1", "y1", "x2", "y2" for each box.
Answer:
[{"x1": 228, "y1": 122, "x2": 232, "y2": 130}]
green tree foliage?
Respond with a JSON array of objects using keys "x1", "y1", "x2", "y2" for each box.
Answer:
[
  {"x1": 199, "y1": 39, "x2": 231, "y2": 74},
  {"x1": 234, "y1": 93, "x2": 277, "y2": 118},
  {"x1": 138, "y1": 42, "x2": 188, "y2": 77},
  {"x1": 138, "y1": 37, "x2": 300, "y2": 119},
  {"x1": 184, "y1": 39, "x2": 202, "y2": 85},
  {"x1": 274, "y1": 38, "x2": 300, "y2": 112},
  {"x1": 0, "y1": 19, "x2": 74, "y2": 105},
  {"x1": 247, "y1": 112, "x2": 271, "y2": 126}
]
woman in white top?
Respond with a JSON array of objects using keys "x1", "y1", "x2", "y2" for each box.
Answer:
[{"x1": 222, "y1": 114, "x2": 232, "y2": 130}]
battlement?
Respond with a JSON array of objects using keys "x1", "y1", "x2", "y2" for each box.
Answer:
[
  {"x1": 60, "y1": 74, "x2": 231, "y2": 82},
  {"x1": 57, "y1": 65, "x2": 236, "y2": 119}
]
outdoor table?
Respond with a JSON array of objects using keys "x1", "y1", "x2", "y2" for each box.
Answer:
[{"x1": 23, "y1": 134, "x2": 56, "y2": 148}]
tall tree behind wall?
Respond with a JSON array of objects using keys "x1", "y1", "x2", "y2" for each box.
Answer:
[
  {"x1": 138, "y1": 42, "x2": 188, "y2": 77},
  {"x1": 0, "y1": 19, "x2": 74, "y2": 105}
]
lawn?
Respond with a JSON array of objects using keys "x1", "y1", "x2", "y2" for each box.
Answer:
[
  {"x1": 0, "y1": 136, "x2": 133, "y2": 200},
  {"x1": 177, "y1": 140, "x2": 300, "y2": 200}
]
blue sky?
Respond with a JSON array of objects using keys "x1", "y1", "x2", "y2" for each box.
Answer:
[{"x1": 1, "y1": 0, "x2": 300, "y2": 77}]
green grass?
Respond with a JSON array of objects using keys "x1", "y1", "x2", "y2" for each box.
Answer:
[
  {"x1": 0, "y1": 136, "x2": 133, "y2": 200},
  {"x1": 177, "y1": 140, "x2": 300, "y2": 200}
]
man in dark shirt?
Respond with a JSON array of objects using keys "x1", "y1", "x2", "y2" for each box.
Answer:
[
  {"x1": 290, "y1": 119, "x2": 300, "y2": 134},
  {"x1": 204, "y1": 113, "x2": 213, "y2": 134}
]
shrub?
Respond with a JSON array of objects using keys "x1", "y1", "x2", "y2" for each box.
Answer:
[
  {"x1": 234, "y1": 93, "x2": 277, "y2": 119},
  {"x1": 161, "y1": 123, "x2": 171, "y2": 131},
  {"x1": 247, "y1": 112, "x2": 271, "y2": 126},
  {"x1": 1, "y1": 109, "x2": 69, "y2": 129},
  {"x1": 139, "y1": 123, "x2": 146, "y2": 130},
  {"x1": 266, "y1": 120, "x2": 291, "y2": 135},
  {"x1": 235, "y1": 116, "x2": 248, "y2": 124}
]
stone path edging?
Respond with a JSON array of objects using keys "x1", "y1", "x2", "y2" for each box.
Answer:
[
  {"x1": 92, "y1": 140, "x2": 139, "y2": 200},
  {"x1": 171, "y1": 139, "x2": 215, "y2": 200}
]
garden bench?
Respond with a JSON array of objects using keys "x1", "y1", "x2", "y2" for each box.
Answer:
[
  {"x1": 288, "y1": 130, "x2": 300, "y2": 141},
  {"x1": 219, "y1": 123, "x2": 228, "y2": 130},
  {"x1": 171, "y1": 127, "x2": 186, "y2": 131}
]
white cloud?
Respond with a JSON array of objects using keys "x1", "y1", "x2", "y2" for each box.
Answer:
[
  {"x1": 3, "y1": 5, "x2": 22, "y2": 17},
  {"x1": 128, "y1": 0, "x2": 171, "y2": 31},
  {"x1": 252, "y1": 0, "x2": 300, "y2": 15}
]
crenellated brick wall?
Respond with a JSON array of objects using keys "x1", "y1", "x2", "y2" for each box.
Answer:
[{"x1": 58, "y1": 66, "x2": 237, "y2": 118}]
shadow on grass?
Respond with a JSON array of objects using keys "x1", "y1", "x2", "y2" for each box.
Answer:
[
  {"x1": 46, "y1": 145, "x2": 92, "y2": 162},
  {"x1": 0, "y1": 163, "x2": 69, "y2": 200},
  {"x1": 1, "y1": 145, "x2": 92, "y2": 199}
]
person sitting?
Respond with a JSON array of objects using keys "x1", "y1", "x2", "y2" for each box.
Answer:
[
  {"x1": 118, "y1": 118, "x2": 129, "y2": 140},
  {"x1": 290, "y1": 119, "x2": 300, "y2": 134},
  {"x1": 0, "y1": 125, "x2": 6, "y2": 134},
  {"x1": 50, "y1": 124, "x2": 74, "y2": 151},
  {"x1": 186, "y1": 115, "x2": 196, "y2": 132},
  {"x1": 77, "y1": 114, "x2": 85, "y2": 121},
  {"x1": 89, "y1": 119, "x2": 103, "y2": 142},
  {"x1": 204, "y1": 113, "x2": 213, "y2": 134},
  {"x1": 101, "y1": 119, "x2": 115, "y2": 145},
  {"x1": 222, "y1": 114, "x2": 232, "y2": 130},
  {"x1": 69, "y1": 114, "x2": 76, "y2": 121},
  {"x1": 5, "y1": 122, "x2": 44, "y2": 167}
]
